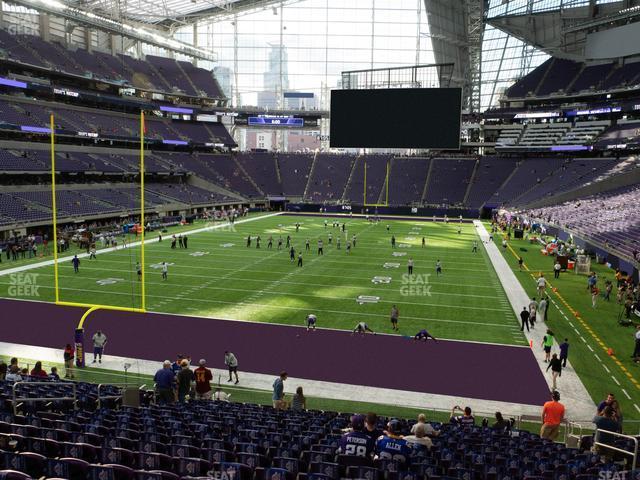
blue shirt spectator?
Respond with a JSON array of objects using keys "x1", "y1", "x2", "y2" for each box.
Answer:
[
  {"x1": 272, "y1": 371, "x2": 287, "y2": 408},
  {"x1": 375, "y1": 420, "x2": 411, "y2": 464},
  {"x1": 154, "y1": 364, "x2": 175, "y2": 389}
]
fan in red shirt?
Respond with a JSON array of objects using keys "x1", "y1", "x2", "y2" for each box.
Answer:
[
  {"x1": 30, "y1": 361, "x2": 48, "y2": 378},
  {"x1": 194, "y1": 359, "x2": 213, "y2": 400}
]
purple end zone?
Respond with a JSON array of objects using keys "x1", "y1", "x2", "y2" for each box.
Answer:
[{"x1": 0, "y1": 298, "x2": 550, "y2": 405}]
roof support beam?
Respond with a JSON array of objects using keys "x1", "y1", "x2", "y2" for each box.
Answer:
[{"x1": 7, "y1": 0, "x2": 216, "y2": 60}]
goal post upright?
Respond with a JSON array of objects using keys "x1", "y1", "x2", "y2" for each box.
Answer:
[
  {"x1": 48, "y1": 111, "x2": 147, "y2": 367},
  {"x1": 50, "y1": 114, "x2": 60, "y2": 304},
  {"x1": 140, "y1": 110, "x2": 146, "y2": 311}
]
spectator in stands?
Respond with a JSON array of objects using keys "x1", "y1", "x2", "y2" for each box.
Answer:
[
  {"x1": 291, "y1": 386, "x2": 306, "y2": 410},
  {"x1": 592, "y1": 406, "x2": 621, "y2": 455},
  {"x1": 540, "y1": 390, "x2": 565, "y2": 441},
  {"x1": 194, "y1": 359, "x2": 213, "y2": 400},
  {"x1": 450, "y1": 406, "x2": 475, "y2": 427},
  {"x1": 171, "y1": 354, "x2": 184, "y2": 375},
  {"x1": 272, "y1": 371, "x2": 287, "y2": 409},
  {"x1": 0, "y1": 362, "x2": 6, "y2": 380},
  {"x1": 5, "y1": 365, "x2": 22, "y2": 382},
  {"x1": 337, "y1": 414, "x2": 374, "y2": 458},
  {"x1": 411, "y1": 414, "x2": 439, "y2": 436},
  {"x1": 375, "y1": 420, "x2": 412, "y2": 464},
  {"x1": 63, "y1": 343, "x2": 75, "y2": 379},
  {"x1": 597, "y1": 393, "x2": 616, "y2": 415},
  {"x1": 176, "y1": 359, "x2": 195, "y2": 402},
  {"x1": 30, "y1": 361, "x2": 47, "y2": 378},
  {"x1": 154, "y1": 360, "x2": 176, "y2": 405},
  {"x1": 365, "y1": 413, "x2": 383, "y2": 441},
  {"x1": 213, "y1": 387, "x2": 230, "y2": 402},
  {"x1": 492, "y1": 412, "x2": 510, "y2": 431},
  {"x1": 610, "y1": 400, "x2": 624, "y2": 429},
  {"x1": 49, "y1": 367, "x2": 60, "y2": 381},
  {"x1": 404, "y1": 423, "x2": 433, "y2": 450}
]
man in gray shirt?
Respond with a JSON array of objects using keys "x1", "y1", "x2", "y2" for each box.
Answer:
[
  {"x1": 539, "y1": 297, "x2": 548, "y2": 323},
  {"x1": 92, "y1": 331, "x2": 107, "y2": 364}
]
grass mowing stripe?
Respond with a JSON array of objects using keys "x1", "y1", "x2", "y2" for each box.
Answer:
[
  {"x1": 1, "y1": 216, "x2": 522, "y2": 345},
  {"x1": 51, "y1": 267, "x2": 506, "y2": 300}
]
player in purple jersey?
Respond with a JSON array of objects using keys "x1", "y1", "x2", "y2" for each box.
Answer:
[
  {"x1": 414, "y1": 329, "x2": 438, "y2": 342},
  {"x1": 375, "y1": 420, "x2": 412, "y2": 464},
  {"x1": 337, "y1": 415, "x2": 374, "y2": 458}
]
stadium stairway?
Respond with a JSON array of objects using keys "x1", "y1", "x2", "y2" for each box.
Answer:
[
  {"x1": 340, "y1": 155, "x2": 362, "y2": 204},
  {"x1": 419, "y1": 160, "x2": 435, "y2": 205},
  {"x1": 233, "y1": 157, "x2": 265, "y2": 198},
  {"x1": 301, "y1": 152, "x2": 319, "y2": 201},
  {"x1": 462, "y1": 159, "x2": 480, "y2": 207}
]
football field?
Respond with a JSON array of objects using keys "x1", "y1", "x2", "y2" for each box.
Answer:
[{"x1": 0, "y1": 214, "x2": 525, "y2": 346}]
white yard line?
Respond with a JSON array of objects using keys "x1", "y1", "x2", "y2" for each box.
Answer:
[
  {"x1": 474, "y1": 220, "x2": 595, "y2": 421},
  {"x1": 1, "y1": 283, "x2": 519, "y2": 331},
  {"x1": 0, "y1": 212, "x2": 283, "y2": 278}
]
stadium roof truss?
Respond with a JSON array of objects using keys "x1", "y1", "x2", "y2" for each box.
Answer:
[
  {"x1": 6, "y1": 0, "x2": 307, "y2": 61},
  {"x1": 423, "y1": 0, "x2": 488, "y2": 113},
  {"x1": 64, "y1": 0, "x2": 306, "y2": 27},
  {"x1": 487, "y1": 0, "x2": 640, "y2": 60}
]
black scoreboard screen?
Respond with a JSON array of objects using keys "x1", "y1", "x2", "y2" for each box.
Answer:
[{"x1": 330, "y1": 88, "x2": 462, "y2": 149}]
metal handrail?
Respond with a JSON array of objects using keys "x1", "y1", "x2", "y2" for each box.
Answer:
[
  {"x1": 97, "y1": 383, "x2": 129, "y2": 409},
  {"x1": 567, "y1": 421, "x2": 584, "y2": 443},
  {"x1": 594, "y1": 428, "x2": 639, "y2": 471},
  {"x1": 11, "y1": 381, "x2": 77, "y2": 415}
]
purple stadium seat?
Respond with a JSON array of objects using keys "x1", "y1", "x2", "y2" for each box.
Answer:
[
  {"x1": 346, "y1": 466, "x2": 381, "y2": 480},
  {"x1": 202, "y1": 448, "x2": 235, "y2": 464},
  {"x1": 137, "y1": 452, "x2": 173, "y2": 472},
  {"x1": 46, "y1": 457, "x2": 90, "y2": 480},
  {"x1": 309, "y1": 462, "x2": 340, "y2": 480},
  {"x1": 89, "y1": 464, "x2": 135, "y2": 480},
  {"x1": 171, "y1": 457, "x2": 209, "y2": 477},
  {"x1": 0, "y1": 471, "x2": 32, "y2": 480},
  {"x1": 134, "y1": 471, "x2": 179, "y2": 480},
  {"x1": 212, "y1": 462, "x2": 253, "y2": 480},
  {"x1": 61, "y1": 441, "x2": 99, "y2": 463}
]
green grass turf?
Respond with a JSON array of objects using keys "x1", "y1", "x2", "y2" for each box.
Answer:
[
  {"x1": 491, "y1": 226, "x2": 640, "y2": 425},
  {"x1": 0, "y1": 214, "x2": 524, "y2": 346},
  {"x1": 0, "y1": 220, "x2": 211, "y2": 272}
]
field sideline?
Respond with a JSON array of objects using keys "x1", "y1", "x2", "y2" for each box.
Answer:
[
  {"x1": 493, "y1": 227, "x2": 640, "y2": 424},
  {"x1": 0, "y1": 214, "x2": 524, "y2": 346}
]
